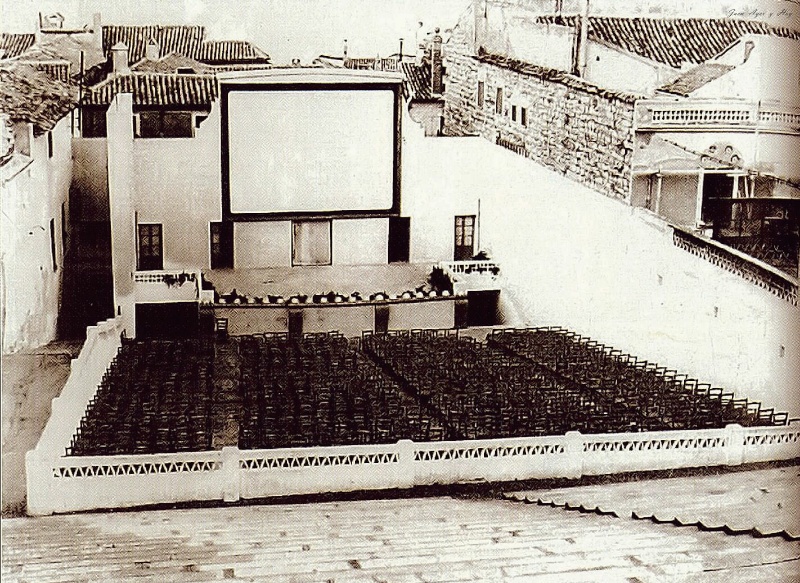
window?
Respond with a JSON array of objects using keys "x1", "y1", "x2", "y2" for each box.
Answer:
[
  {"x1": 47, "y1": 131, "x2": 53, "y2": 158},
  {"x1": 521, "y1": 107, "x2": 527, "y2": 127},
  {"x1": 49, "y1": 218, "x2": 57, "y2": 271},
  {"x1": 210, "y1": 221, "x2": 233, "y2": 269},
  {"x1": 61, "y1": 202, "x2": 67, "y2": 250},
  {"x1": 495, "y1": 87, "x2": 503, "y2": 115},
  {"x1": 477, "y1": 80, "x2": 485, "y2": 107},
  {"x1": 82, "y1": 108, "x2": 107, "y2": 138},
  {"x1": 511, "y1": 105, "x2": 517, "y2": 122},
  {"x1": 138, "y1": 223, "x2": 163, "y2": 270},
  {"x1": 137, "y1": 111, "x2": 193, "y2": 138}
]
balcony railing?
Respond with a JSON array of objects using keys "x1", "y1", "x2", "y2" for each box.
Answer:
[
  {"x1": 439, "y1": 260, "x2": 501, "y2": 294},
  {"x1": 133, "y1": 270, "x2": 201, "y2": 303},
  {"x1": 637, "y1": 100, "x2": 800, "y2": 134}
]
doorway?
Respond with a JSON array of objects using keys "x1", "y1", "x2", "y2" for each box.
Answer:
[
  {"x1": 292, "y1": 220, "x2": 331, "y2": 266},
  {"x1": 135, "y1": 302, "x2": 198, "y2": 339},
  {"x1": 388, "y1": 217, "x2": 410, "y2": 263},
  {"x1": 454, "y1": 215, "x2": 476, "y2": 260}
]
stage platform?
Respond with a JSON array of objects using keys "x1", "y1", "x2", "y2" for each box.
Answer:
[{"x1": 204, "y1": 263, "x2": 433, "y2": 299}]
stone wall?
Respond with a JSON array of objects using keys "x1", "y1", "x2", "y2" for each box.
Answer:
[{"x1": 443, "y1": 14, "x2": 636, "y2": 201}]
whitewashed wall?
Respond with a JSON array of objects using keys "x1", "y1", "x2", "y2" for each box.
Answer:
[
  {"x1": 132, "y1": 106, "x2": 222, "y2": 270},
  {"x1": 403, "y1": 133, "x2": 800, "y2": 415},
  {"x1": 1, "y1": 115, "x2": 72, "y2": 352}
]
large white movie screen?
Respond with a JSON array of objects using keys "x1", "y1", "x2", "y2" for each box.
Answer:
[{"x1": 227, "y1": 89, "x2": 395, "y2": 213}]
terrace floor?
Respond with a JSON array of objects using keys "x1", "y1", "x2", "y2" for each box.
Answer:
[
  {"x1": 3, "y1": 492, "x2": 800, "y2": 582},
  {"x1": 506, "y1": 465, "x2": 800, "y2": 540}
]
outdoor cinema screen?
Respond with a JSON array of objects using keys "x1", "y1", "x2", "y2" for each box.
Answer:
[{"x1": 226, "y1": 88, "x2": 395, "y2": 214}]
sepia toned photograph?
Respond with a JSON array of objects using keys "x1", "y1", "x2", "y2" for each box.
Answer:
[{"x1": 1, "y1": 0, "x2": 799, "y2": 580}]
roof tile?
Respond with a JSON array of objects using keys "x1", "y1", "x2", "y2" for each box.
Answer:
[
  {"x1": 0, "y1": 63, "x2": 76, "y2": 134},
  {"x1": 401, "y1": 62, "x2": 433, "y2": 100},
  {"x1": 476, "y1": 51, "x2": 641, "y2": 103},
  {"x1": 102, "y1": 25, "x2": 270, "y2": 65},
  {"x1": 83, "y1": 72, "x2": 218, "y2": 108},
  {"x1": 535, "y1": 16, "x2": 800, "y2": 68},
  {"x1": 0, "y1": 33, "x2": 35, "y2": 60}
]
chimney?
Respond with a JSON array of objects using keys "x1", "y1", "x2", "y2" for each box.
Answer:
[
  {"x1": 743, "y1": 39, "x2": 755, "y2": 63},
  {"x1": 473, "y1": 0, "x2": 487, "y2": 54},
  {"x1": 111, "y1": 42, "x2": 130, "y2": 74},
  {"x1": 431, "y1": 28, "x2": 443, "y2": 95},
  {"x1": 145, "y1": 37, "x2": 160, "y2": 60},
  {"x1": 92, "y1": 13, "x2": 102, "y2": 50},
  {"x1": 571, "y1": 0, "x2": 590, "y2": 77}
]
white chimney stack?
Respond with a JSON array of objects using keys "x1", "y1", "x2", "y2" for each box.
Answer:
[
  {"x1": 145, "y1": 37, "x2": 160, "y2": 60},
  {"x1": 111, "y1": 42, "x2": 130, "y2": 74},
  {"x1": 92, "y1": 13, "x2": 103, "y2": 50}
]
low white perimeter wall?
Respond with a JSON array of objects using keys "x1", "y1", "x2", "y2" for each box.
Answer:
[{"x1": 27, "y1": 423, "x2": 800, "y2": 515}]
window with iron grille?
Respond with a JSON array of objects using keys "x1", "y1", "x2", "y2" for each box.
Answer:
[
  {"x1": 138, "y1": 223, "x2": 163, "y2": 270},
  {"x1": 137, "y1": 111, "x2": 193, "y2": 138}
]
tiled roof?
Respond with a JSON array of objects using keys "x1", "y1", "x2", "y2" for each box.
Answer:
[
  {"x1": 0, "y1": 63, "x2": 76, "y2": 134},
  {"x1": 314, "y1": 54, "x2": 345, "y2": 68},
  {"x1": 103, "y1": 25, "x2": 205, "y2": 64},
  {"x1": 83, "y1": 72, "x2": 218, "y2": 107},
  {"x1": 27, "y1": 61, "x2": 72, "y2": 82},
  {"x1": 102, "y1": 25, "x2": 270, "y2": 65},
  {"x1": 0, "y1": 33, "x2": 35, "y2": 60},
  {"x1": 476, "y1": 51, "x2": 641, "y2": 103},
  {"x1": 401, "y1": 61, "x2": 433, "y2": 101},
  {"x1": 12, "y1": 33, "x2": 105, "y2": 81},
  {"x1": 535, "y1": 16, "x2": 800, "y2": 68},
  {"x1": 131, "y1": 52, "x2": 213, "y2": 74},
  {"x1": 199, "y1": 40, "x2": 270, "y2": 64},
  {"x1": 658, "y1": 62, "x2": 735, "y2": 96}
]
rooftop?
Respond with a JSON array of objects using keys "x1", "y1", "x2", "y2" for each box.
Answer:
[
  {"x1": 402, "y1": 61, "x2": 435, "y2": 101},
  {"x1": 475, "y1": 50, "x2": 641, "y2": 103},
  {"x1": 0, "y1": 63, "x2": 77, "y2": 134},
  {"x1": 0, "y1": 33, "x2": 35, "y2": 60},
  {"x1": 102, "y1": 25, "x2": 270, "y2": 66},
  {"x1": 82, "y1": 72, "x2": 218, "y2": 108},
  {"x1": 130, "y1": 52, "x2": 214, "y2": 75},
  {"x1": 535, "y1": 16, "x2": 800, "y2": 68},
  {"x1": 8, "y1": 31, "x2": 105, "y2": 81},
  {"x1": 658, "y1": 62, "x2": 736, "y2": 96}
]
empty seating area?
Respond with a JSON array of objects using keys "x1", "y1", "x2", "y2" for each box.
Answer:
[
  {"x1": 68, "y1": 328, "x2": 787, "y2": 456},
  {"x1": 487, "y1": 327, "x2": 787, "y2": 430},
  {"x1": 237, "y1": 332, "x2": 435, "y2": 449},
  {"x1": 68, "y1": 338, "x2": 215, "y2": 456}
]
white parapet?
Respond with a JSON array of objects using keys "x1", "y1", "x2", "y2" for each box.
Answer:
[{"x1": 27, "y1": 419, "x2": 800, "y2": 515}]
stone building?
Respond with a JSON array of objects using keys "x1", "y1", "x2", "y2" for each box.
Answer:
[{"x1": 443, "y1": 0, "x2": 799, "y2": 274}]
